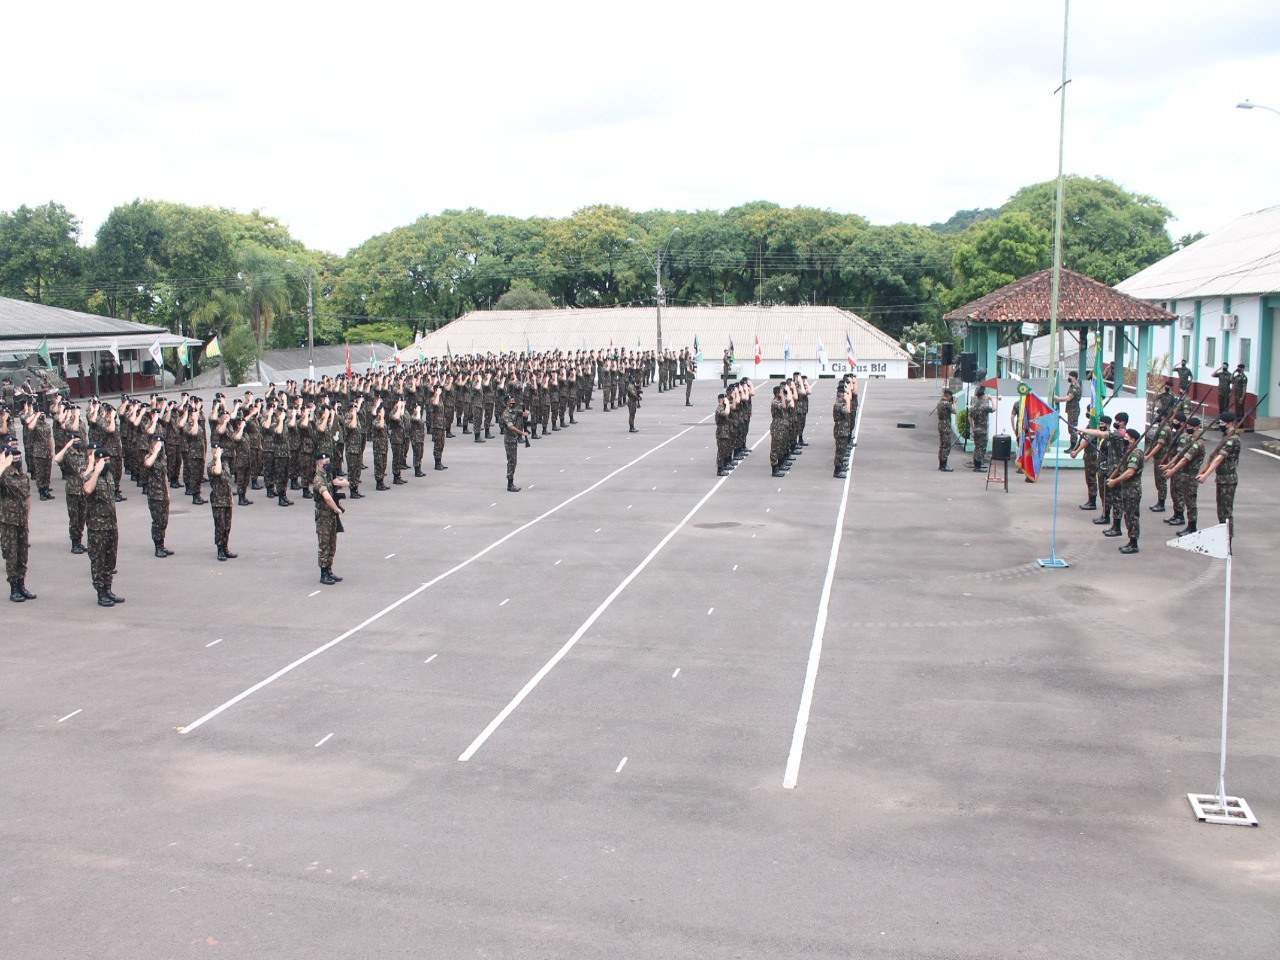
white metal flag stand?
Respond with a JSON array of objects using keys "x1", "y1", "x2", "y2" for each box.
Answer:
[{"x1": 1168, "y1": 523, "x2": 1258, "y2": 826}]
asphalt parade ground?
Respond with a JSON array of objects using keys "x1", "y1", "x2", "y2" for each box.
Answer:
[{"x1": 3, "y1": 377, "x2": 1278, "y2": 959}]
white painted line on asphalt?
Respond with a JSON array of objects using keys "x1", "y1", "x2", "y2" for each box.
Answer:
[
  {"x1": 57, "y1": 709, "x2": 82, "y2": 723},
  {"x1": 490, "y1": 502, "x2": 497, "y2": 507},
  {"x1": 615, "y1": 757, "x2": 628, "y2": 773},
  {"x1": 672, "y1": 668, "x2": 680, "y2": 678},
  {"x1": 555, "y1": 559, "x2": 562, "y2": 565},
  {"x1": 308, "y1": 590, "x2": 321, "y2": 597},
  {"x1": 206, "y1": 638, "x2": 224, "y2": 648},
  {"x1": 784, "y1": 385, "x2": 868, "y2": 791},
  {"x1": 707, "y1": 607, "x2": 714, "y2": 615},
  {"x1": 180, "y1": 417, "x2": 714, "y2": 736},
  {"x1": 1250, "y1": 447, "x2": 1280, "y2": 461},
  {"x1": 627, "y1": 504, "x2": 632, "y2": 509},
  {"x1": 777, "y1": 487, "x2": 782, "y2": 493},
  {"x1": 458, "y1": 431, "x2": 765, "y2": 763},
  {"x1": 424, "y1": 654, "x2": 438, "y2": 664},
  {"x1": 652, "y1": 486, "x2": 657, "y2": 490},
  {"x1": 385, "y1": 553, "x2": 395, "y2": 559},
  {"x1": 315, "y1": 733, "x2": 334, "y2": 748},
  {"x1": 594, "y1": 527, "x2": 601, "y2": 533},
  {"x1": 732, "y1": 564, "x2": 738, "y2": 572},
  {"x1": 443, "y1": 524, "x2": 452, "y2": 530},
  {"x1": 766, "y1": 507, "x2": 771, "y2": 513},
  {"x1": 500, "y1": 598, "x2": 510, "y2": 606}
]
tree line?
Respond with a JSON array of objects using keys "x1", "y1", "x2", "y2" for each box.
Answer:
[{"x1": 0, "y1": 177, "x2": 1186, "y2": 376}]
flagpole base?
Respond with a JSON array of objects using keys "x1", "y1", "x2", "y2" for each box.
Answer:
[
  {"x1": 1187, "y1": 793, "x2": 1258, "y2": 826},
  {"x1": 1036, "y1": 557, "x2": 1069, "y2": 568}
]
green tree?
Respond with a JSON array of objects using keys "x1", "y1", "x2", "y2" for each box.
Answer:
[
  {"x1": 236, "y1": 244, "x2": 291, "y2": 382},
  {"x1": 1003, "y1": 176, "x2": 1173, "y2": 285},
  {"x1": 945, "y1": 212, "x2": 1050, "y2": 310},
  {"x1": 343, "y1": 321, "x2": 412, "y2": 346},
  {"x1": 93, "y1": 199, "x2": 166, "y2": 320},
  {"x1": 219, "y1": 322, "x2": 258, "y2": 387},
  {"x1": 494, "y1": 283, "x2": 554, "y2": 310},
  {"x1": 0, "y1": 201, "x2": 84, "y2": 303}
]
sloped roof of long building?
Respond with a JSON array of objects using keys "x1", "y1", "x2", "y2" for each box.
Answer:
[
  {"x1": 0, "y1": 296, "x2": 201, "y2": 353},
  {"x1": 394, "y1": 305, "x2": 909, "y2": 361},
  {"x1": 1116, "y1": 205, "x2": 1280, "y2": 300},
  {"x1": 944, "y1": 268, "x2": 1175, "y2": 327}
]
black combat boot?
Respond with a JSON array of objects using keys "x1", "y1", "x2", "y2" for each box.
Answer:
[
  {"x1": 772, "y1": 466, "x2": 785, "y2": 478},
  {"x1": 414, "y1": 467, "x2": 425, "y2": 477},
  {"x1": 375, "y1": 480, "x2": 389, "y2": 491},
  {"x1": 972, "y1": 459, "x2": 984, "y2": 471},
  {"x1": 1079, "y1": 499, "x2": 1097, "y2": 511},
  {"x1": 192, "y1": 494, "x2": 207, "y2": 505},
  {"x1": 251, "y1": 478, "x2": 262, "y2": 490},
  {"x1": 1104, "y1": 519, "x2": 1123, "y2": 537},
  {"x1": 154, "y1": 541, "x2": 174, "y2": 558},
  {"x1": 17, "y1": 580, "x2": 36, "y2": 600},
  {"x1": 507, "y1": 479, "x2": 520, "y2": 492},
  {"x1": 1149, "y1": 501, "x2": 1166, "y2": 512},
  {"x1": 1119, "y1": 539, "x2": 1140, "y2": 554},
  {"x1": 320, "y1": 567, "x2": 337, "y2": 585},
  {"x1": 1165, "y1": 513, "x2": 1185, "y2": 526},
  {"x1": 302, "y1": 486, "x2": 313, "y2": 498},
  {"x1": 105, "y1": 588, "x2": 125, "y2": 603},
  {"x1": 113, "y1": 491, "x2": 126, "y2": 502},
  {"x1": 393, "y1": 472, "x2": 407, "y2": 485},
  {"x1": 217, "y1": 546, "x2": 228, "y2": 562},
  {"x1": 939, "y1": 459, "x2": 953, "y2": 472},
  {"x1": 10, "y1": 581, "x2": 24, "y2": 603},
  {"x1": 237, "y1": 494, "x2": 252, "y2": 506},
  {"x1": 223, "y1": 547, "x2": 237, "y2": 559},
  {"x1": 1177, "y1": 522, "x2": 1198, "y2": 536},
  {"x1": 71, "y1": 539, "x2": 86, "y2": 554},
  {"x1": 290, "y1": 478, "x2": 300, "y2": 491},
  {"x1": 485, "y1": 427, "x2": 493, "y2": 439},
  {"x1": 350, "y1": 488, "x2": 363, "y2": 499},
  {"x1": 97, "y1": 589, "x2": 115, "y2": 607},
  {"x1": 434, "y1": 459, "x2": 447, "y2": 470},
  {"x1": 1092, "y1": 512, "x2": 1111, "y2": 525},
  {"x1": 278, "y1": 492, "x2": 293, "y2": 506}
]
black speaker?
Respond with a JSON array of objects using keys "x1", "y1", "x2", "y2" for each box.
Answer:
[
  {"x1": 991, "y1": 435, "x2": 1012, "y2": 461},
  {"x1": 939, "y1": 342, "x2": 955, "y2": 366},
  {"x1": 959, "y1": 352, "x2": 977, "y2": 382}
]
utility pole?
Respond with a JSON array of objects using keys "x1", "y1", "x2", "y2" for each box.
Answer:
[
  {"x1": 306, "y1": 265, "x2": 315, "y2": 381},
  {"x1": 655, "y1": 249, "x2": 664, "y2": 355}
]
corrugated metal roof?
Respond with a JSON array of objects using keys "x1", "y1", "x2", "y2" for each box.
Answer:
[
  {"x1": 1116, "y1": 205, "x2": 1280, "y2": 300},
  {"x1": 944, "y1": 268, "x2": 1175, "y2": 326},
  {"x1": 187, "y1": 343, "x2": 394, "y2": 388},
  {"x1": 0, "y1": 296, "x2": 191, "y2": 340},
  {"x1": 395, "y1": 305, "x2": 910, "y2": 362}
]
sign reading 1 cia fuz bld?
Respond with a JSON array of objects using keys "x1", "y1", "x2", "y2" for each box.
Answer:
[{"x1": 830, "y1": 361, "x2": 887, "y2": 375}]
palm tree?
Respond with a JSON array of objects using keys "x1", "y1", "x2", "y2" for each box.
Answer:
[
  {"x1": 237, "y1": 245, "x2": 291, "y2": 383},
  {"x1": 189, "y1": 289, "x2": 244, "y2": 386}
]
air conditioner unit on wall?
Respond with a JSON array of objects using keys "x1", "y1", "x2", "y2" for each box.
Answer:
[
  {"x1": 1221, "y1": 314, "x2": 1238, "y2": 331},
  {"x1": 1179, "y1": 315, "x2": 1195, "y2": 330}
]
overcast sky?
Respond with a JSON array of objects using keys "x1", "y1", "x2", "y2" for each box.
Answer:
[{"x1": 4, "y1": 1, "x2": 1278, "y2": 256}]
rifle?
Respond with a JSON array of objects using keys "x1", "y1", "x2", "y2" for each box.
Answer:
[
  {"x1": 1106, "y1": 432, "x2": 1146, "y2": 482},
  {"x1": 1157, "y1": 394, "x2": 1208, "y2": 466}
]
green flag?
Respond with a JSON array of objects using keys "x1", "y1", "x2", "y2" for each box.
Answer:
[
  {"x1": 1088, "y1": 331, "x2": 1104, "y2": 428},
  {"x1": 177, "y1": 343, "x2": 189, "y2": 367},
  {"x1": 205, "y1": 336, "x2": 222, "y2": 359},
  {"x1": 35, "y1": 339, "x2": 51, "y2": 367}
]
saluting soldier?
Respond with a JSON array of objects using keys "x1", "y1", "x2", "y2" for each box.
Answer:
[
  {"x1": 968, "y1": 386, "x2": 994, "y2": 471},
  {"x1": 208, "y1": 443, "x2": 237, "y2": 561},
  {"x1": 82, "y1": 443, "x2": 124, "y2": 606},
  {"x1": 501, "y1": 394, "x2": 528, "y2": 492},
  {"x1": 936, "y1": 388, "x2": 956, "y2": 472},
  {"x1": 1214, "y1": 363, "x2": 1232, "y2": 416},
  {"x1": 1198, "y1": 410, "x2": 1242, "y2": 544},
  {"x1": 143, "y1": 430, "x2": 174, "y2": 557},
  {"x1": 313, "y1": 452, "x2": 348, "y2": 585},
  {"x1": 0, "y1": 437, "x2": 37, "y2": 602},
  {"x1": 53, "y1": 425, "x2": 88, "y2": 553},
  {"x1": 430, "y1": 383, "x2": 449, "y2": 470},
  {"x1": 1230, "y1": 364, "x2": 1248, "y2": 421}
]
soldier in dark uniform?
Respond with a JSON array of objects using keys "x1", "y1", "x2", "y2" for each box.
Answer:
[
  {"x1": 1171, "y1": 359, "x2": 1192, "y2": 394},
  {"x1": 769, "y1": 384, "x2": 790, "y2": 478},
  {"x1": 409, "y1": 401, "x2": 427, "y2": 477},
  {"x1": 53, "y1": 430, "x2": 88, "y2": 553},
  {"x1": 625, "y1": 374, "x2": 640, "y2": 433},
  {"x1": 1198, "y1": 411, "x2": 1241, "y2": 544},
  {"x1": 430, "y1": 383, "x2": 449, "y2": 470},
  {"x1": 0, "y1": 437, "x2": 37, "y2": 602},
  {"x1": 20, "y1": 407, "x2": 55, "y2": 500},
  {"x1": 1143, "y1": 408, "x2": 1174, "y2": 513},
  {"x1": 313, "y1": 452, "x2": 348, "y2": 585},
  {"x1": 344, "y1": 403, "x2": 366, "y2": 497},
  {"x1": 1055, "y1": 371, "x2": 1082, "y2": 442},
  {"x1": 1104, "y1": 428, "x2": 1143, "y2": 553},
  {"x1": 936, "y1": 388, "x2": 956, "y2": 471},
  {"x1": 388, "y1": 398, "x2": 408, "y2": 484},
  {"x1": 143, "y1": 432, "x2": 174, "y2": 557},
  {"x1": 715, "y1": 393, "x2": 734, "y2": 476},
  {"x1": 82, "y1": 443, "x2": 124, "y2": 606},
  {"x1": 721, "y1": 349, "x2": 732, "y2": 390}
]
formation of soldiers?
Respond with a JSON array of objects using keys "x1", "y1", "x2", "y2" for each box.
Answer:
[
  {"x1": 0, "y1": 346, "x2": 693, "y2": 605},
  {"x1": 1068, "y1": 383, "x2": 1245, "y2": 554}
]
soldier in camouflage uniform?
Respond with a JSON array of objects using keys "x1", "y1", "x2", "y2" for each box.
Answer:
[
  {"x1": 430, "y1": 384, "x2": 449, "y2": 470},
  {"x1": 369, "y1": 400, "x2": 390, "y2": 490},
  {"x1": 769, "y1": 384, "x2": 790, "y2": 478},
  {"x1": 1143, "y1": 409, "x2": 1175, "y2": 512},
  {"x1": 1198, "y1": 410, "x2": 1241, "y2": 544},
  {"x1": 1104, "y1": 428, "x2": 1144, "y2": 553},
  {"x1": 409, "y1": 401, "x2": 427, "y2": 476},
  {"x1": 82, "y1": 444, "x2": 124, "y2": 606},
  {"x1": 1164, "y1": 417, "x2": 1206, "y2": 536},
  {"x1": 53, "y1": 430, "x2": 88, "y2": 553},
  {"x1": 143, "y1": 432, "x2": 174, "y2": 557},
  {"x1": 936, "y1": 388, "x2": 956, "y2": 472},
  {"x1": 501, "y1": 395, "x2": 528, "y2": 492},
  {"x1": 0, "y1": 438, "x2": 37, "y2": 602},
  {"x1": 1230, "y1": 365, "x2": 1248, "y2": 421},
  {"x1": 208, "y1": 444, "x2": 237, "y2": 561},
  {"x1": 313, "y1": 452, "x2": 348, "y2": 585},
  {"x1": 968, "y1": 386, "x2": 994, "y2": 471},
  {"x1": 625, "y1": 374, "x2": 640, "y2": 433}
]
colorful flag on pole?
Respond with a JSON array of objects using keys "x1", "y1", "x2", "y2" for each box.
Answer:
[
  {"x1": 345, "y1": 344, "x2": 352, "y2": 378},
  {"x1": 753, "y1": 336, "x2": 762, "y2": 365},
  {"x1": 393, "y1": 342, "x2": 401, "y2": 368},
  {"x1": 783, "y1": 336, "x2": 791, "y2": 362},
  {"x1": 816, "y1": 335, "x2": 828, "y2": 369},
  {"x1": 1088, "y1": 331, "x2": 1105, "y2": 428},
  {"x1": 369, "y1": 345, "x2": 376, "y2": 368},
  {"x1": 845, "y1": 332, "x2": 857, "y2": 368},
  {"x1": 1016, "y1": 383, "x2": 1057, "y2": 481},
  {"x1": 177, "y1": 343, "x2": 189, "y2": 367},
  {"x1": 694, "y1": 335, "x2": 702, "y2": 362},
  {"x1": 728, "y1": 337, "x2": 735, "y2": 362},
  {"x1": 204, "y1": 337, "x2": 221, "y2": 359},
  {"x1": 147, "y1": 339, "x2": 163, "y2": 368},
  {"x1": 35, "y1": 339, "x2": 51, "y2": 367},
  {"x1": 108, "y1": 339, "x2": 121, "y2": 364}
]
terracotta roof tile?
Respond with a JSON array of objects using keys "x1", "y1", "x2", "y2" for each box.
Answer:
[{"x1": 943, "y1": 268, "x2": 1175, "y2": 326}]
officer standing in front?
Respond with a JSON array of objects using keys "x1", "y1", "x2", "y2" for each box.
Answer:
[
  {"x1": 501, "y1": 394, "x2": 529, "y2": 492},
  {"x1": 313, "y1": 451, "x2": 348, "y2": 585},
  {"x1": 82, "y1": 443, "x2": 124, "y2": 606},
  {"x1": 0, "y1": 437, "x2": 37, "y2": 602},
  {"x1": 936, "y1": 388, "x2": 956, "y2": 471}
]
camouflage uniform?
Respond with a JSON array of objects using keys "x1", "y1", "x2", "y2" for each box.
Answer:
[
  {"x1": 1175, "y1": 435, "x2": 1205, "y2": 530},
  {"x1": 145, "y1": 443, "x2": 171, "y2": 550},
  {"x1": 936, "y1": 396, "x2": 956, "y2": 467},
  {"x1": 1215, "y1": 434, "x2": 1241, "y2": 529},
  {"x1": 0, "y1": 462, "x2": 31, "y2": 591},
  {"x1": 313, "y1": 469, "x2": 339, "y2": 570},
  {"x1": 208, "y1": 459, "x2": 234, "y2": 556},
  {"x1": 968, "y1": 394, "x2": 993, "y2": 468},
  {"x1": 1118, "y1": 442, "x2": 1144, "y2": 544},
  {"x1": 501, "y1": 404, "x2": 523, "y2": 488},
  {"x1": 85, "y1": 469, "x2": 118, "y2": 595}
]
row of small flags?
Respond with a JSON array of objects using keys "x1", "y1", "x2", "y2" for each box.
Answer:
[
  {"x1": 34, "y1": 336, "x2": 200, "y2": 369},
  {"x1": 727, "y1": 333, "x2": 854, "y2": 368}
]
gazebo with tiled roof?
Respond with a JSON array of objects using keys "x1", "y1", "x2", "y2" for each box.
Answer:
[{"x1": 944, "y1": 267, "x2": 1176, "y2": 399}]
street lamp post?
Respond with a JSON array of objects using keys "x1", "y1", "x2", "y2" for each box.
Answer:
[
  {"x1": 655, "y1": 227, "x2": 679, "y2": 355},
  {"x1": 1237, "y1": 99, "x2": 1280, "y2": 117}
]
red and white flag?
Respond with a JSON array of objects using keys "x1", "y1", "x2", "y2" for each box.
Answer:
[
  {"x1": 845, "y1": 332, "x2": 857, "y2": 368},
  {"x1": 345, "y1": 344, "x2": 352, "y2": 378},
  {"x1": 753, "y1": 335, "x2": 762, "y2": 366},
  {"x1": 147, "y1": 339, "x2": 163, "y2": 368}
]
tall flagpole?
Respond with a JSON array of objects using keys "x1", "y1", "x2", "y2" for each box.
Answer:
[{"x1": 1038, "y1": 0, "x2": 1071, "y2": 570}]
